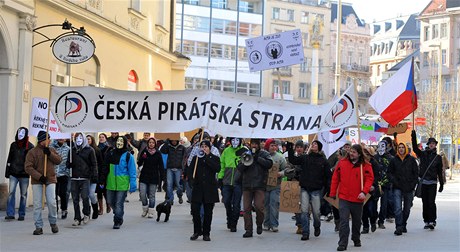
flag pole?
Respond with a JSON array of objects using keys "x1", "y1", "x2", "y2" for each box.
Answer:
[
  {"x1": 353, "y1": 82, "x2": 361, "y2": 144},
  {"x1": 192, "y1": 127, "x2": 205, "y2": 179},
  {"x1": 42, "y1": 85, "x2": 53, "y2": 209},
  {"x1": 411, "y1": 57, "x2": 416, "y2": 131}
]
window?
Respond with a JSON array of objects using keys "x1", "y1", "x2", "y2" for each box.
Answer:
[
  {"x1": 225, "y1": 21, "x2": 237, "y2": 35},
  {"x1": 347, "y1": 51, "x2": 353, "y2": 65},
  {"x1": 432, "y1": 50, "x2": 438, "y2": 66},
  {"x1": 346, "y1": 77, "x2": 353, "y2": 87},
  {"x1": 183, "y1": 0, "x2": 199, "y2": 5},
  {"x1": 287, "y1": 9, "x2": 294, "y2": 22},
  {"x1": 251, "y1": 24, "x2": 262, "y2": 37},
  {"x1": 212, "y1": 0, "x2": 227, "y2": 9},
  {"x1": 300, "y1": 57, "x2": 308, "y2": 72},
  {"x1": 239, "y1": 23, "x2": 250, "y2": 36},
  {"x1": 440, "y1": 23, "x2": 447, "y2": 38},
  {"x1": 272, "y1": 8, "x2": 280, "y2": 20},
  {"x1": 318, "y1": 84, "x2": 323, "y2": 100},
  {"x1": 223, "y1": 45, "x2": 235, "y2": 59},
  {"x1": 302, "y1": 32, "x2": 308, "y2": 47},
  {"x1": 196, "y1": 42, "x2": 209, "y2": 56},
  {"x1": 301, "y1": 11, "x2": 309, "y2": 24},
  {"x1": 211, "y1": 44, "x2": 222, "y2": 58},
  {"x1": 423, "y1": 52, "x2": 429, "y2": 67},
  {"x1": 131, "y1": 0, "x2": 141, "y2": 12},
  {"x1": 358, "y1": 52, "x2": 363, "y2": 66},
  {"x1": 238, "y1": 47, "x2": 247, "y2": 60},
  {"x1": 424, "y1": 26, "x2": 430, "y2": 41},
  {"x1": 212, "y1": 19, "x2": 224, "y2": 34},
  {"x1": 442, "y1": 49, "x2": 446, "y2": 65},
  {"x1": 185, "y1": 77, "x2": 207, "y2": 90},
  {"x1": 239, "y1": 1, "x2": 254, "y2": 13},
  {"x1": 432, "y1": 24, "x2": 439, "y2": 39},
  {"x1": 318, "y1": 59, "x2": 323, "y2": 73},
  {"x1": 299, "y1": 82, "x2": 307, "y2": 99},
  {"x1": 273, "y1": 80, "x2": 291, "y2": 95}
]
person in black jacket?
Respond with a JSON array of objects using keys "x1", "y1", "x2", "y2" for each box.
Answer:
[
  {"x1": 411, "y1": 130, "x2": 443, "y2": 230},
  {"x1": 361, "y1": 145, "x2": 380, "y2": 234},
  {"x1": 67, "y1": 132, "x2": 97, "y2": 226},
  {"x1": 86, "y1": 135, "x2": 103, "y2": 219},
  {"x1": 5, "y1": 127, "x2": 34, "y2": 220},
  {"x1": 97, "y1": 133, "x2": 111, "y2": 215},
  {"x1": 160, "y1": 139, "x2": 186, "y2": 205},
  {"x1": 288, "y1": 140, "x2": 331, "y2": 240},
  {"x1": 389, "y1": 142, "x2": 418, "y2": 235},
  {"x1": 238, "y1": 138, "x2": 273, "y2": 238},
  {"x1": 137, "y1": 137, "x2": 165, "y2": 219},
  {"x1": 188, "y1": 140, "x2": 220, "y2": 241}
]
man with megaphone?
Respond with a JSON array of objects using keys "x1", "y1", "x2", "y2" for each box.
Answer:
[{"x1": 238, "y1": 138, "x2": 273, "y2": 238}]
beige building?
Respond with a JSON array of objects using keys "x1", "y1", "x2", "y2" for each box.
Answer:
[
  {"x1": 0, "y1": 0, "x2": 190, "y2": 207},
  {"x1": 263, "y1": 0, "x2": 332, "y2": 104}
]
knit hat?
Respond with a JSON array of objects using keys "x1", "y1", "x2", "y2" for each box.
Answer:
[
  {"x1": 295, "y1": 140, "x2": 304, "y2": 148},
  {"x1": 200, "y1": 140, "x2": 211, "y2": 149},
  {"x1": 312, "y1": 140, "x2": 323, "y2": 152},
  {"x1": 264, "y1": 138, "x2": 275, "y2": 151},
  {"x1": 37, "y1": 130, "x2": 48, "y2": 143},
  {"x1": 250, "y1": 138, "x2": 261, "y2": 145}
]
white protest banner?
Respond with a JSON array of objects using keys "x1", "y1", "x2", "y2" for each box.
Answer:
[
  {"x1": 319, "y1": 128, "x2": 347, "y2": 159},
  {"x1": 29, "y1": 97, "x2": 71, "y2": 139},
  {"x1": 349, "y1": 127, "x2": 382, "y2": 146},
  {"x1": 50, "y1": 85, "x2": 357, "y2": 138},
  {"x1": 245, "y1": 29, "x2": 304, "y2": 72}
]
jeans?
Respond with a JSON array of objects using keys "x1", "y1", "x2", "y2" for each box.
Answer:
[
  {"x1": 71, "y1": 179, "x2": 90, "y2": 221},
  {"x1": 338, "y1": 199, "x2": 363, "y2": 247},
  {"x1": 140, "y1": 183, "x2": 157, "y2": 208},
  {"x1": 362, "y1": 197, "x2": 378, "y2": 228},
  {"x1": 89, "y1": 183, "x2": 97, "y2": 204},
  {"x1": 106, "y1": 190, "x2": 127, "y2": 224},
  {"x1": 393, "y1": 189, "x2": 414, "y2": 229},
  {"x1": 166, "y1": 168, "x2": 183, "y2": 203},
  {"x1": 421, "y1": 184, "x2": 437, "y2": 223},
  {"x1": 56, "y1": 176, "x2": 69, "y2": 211},
  {"x1": 378, "y1": 187, "x2": 394, "y2": 224},
  {"x1": 222, "y1": 184, "x2": 242, "y2": 228},
  {"x1": 264, "y1": 188, "x2": 280, "y2": 228},
  {"x1": 32, "y1": 184, "x2": 57, "y2": 228},
  {"x1": 7, "y1": 176, "x2": 29, "y2": 217},
  {"x1": 300, "y1": 189, "x2": 321, "y2": 235}
]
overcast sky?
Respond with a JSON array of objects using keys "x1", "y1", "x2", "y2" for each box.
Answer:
[{"x1": 344, "y1": 0, "x2": 432, "y2": 23}]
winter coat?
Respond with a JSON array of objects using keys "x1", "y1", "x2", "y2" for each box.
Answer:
[
  {"x1": 218, "y1": 145, "x2": 244, "y2": 186},
  {"x1": 266, "y1": 151, "x2": 287, "y2": 191},
  {"x1": 329, "y1": 158, "x2": 374, "y2": 203},
  {"x1": 103, "y1": 149, "x2": 137, "y2": 192},
  {"x1": 137, "y1": 148, "x2": 165, "y2": 185},
  {"x1": 50, "y1": 140, "x2": 70, "y2": 177},
  {"x1": 160, "y1": 142, "x2": 185, "y2": 169},
  {"x1": 67, "y1": 135, "x2": 97, "y2": 180},
  {"x1": 389, "y1": 153, "x2": 419, "y2": 193},
  {"x1": 289, "y1": 150, "x2": 331, "y2": 192},
  {"x1": 24, "y1": 144, "x2": 61, "y2": 184},
  {"x1": 5, "y1": 127, "x2": 34, "y2": 178},
  {"x1": 189, "y1": 153, "x2": 220, "y2": 204},
  {"x1": 411, "y1": 132, "x2": 443, "y2": 184},
  {"x1": 238, "y1": 149, "x2": 273, "y2": 190}
]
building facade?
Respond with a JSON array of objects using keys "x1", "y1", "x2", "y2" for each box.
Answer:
[{"x1": 0, "y1": 0, "x2": 190, "y2": 207}]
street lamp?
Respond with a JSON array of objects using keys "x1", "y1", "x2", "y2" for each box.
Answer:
[{"x1": 429, "y1": 44, "x2": 442, "y2": 145}]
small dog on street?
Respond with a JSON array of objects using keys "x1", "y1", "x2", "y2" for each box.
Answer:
[{"x1": 156, "y1": 201, "x2": 171, "y2": 222}]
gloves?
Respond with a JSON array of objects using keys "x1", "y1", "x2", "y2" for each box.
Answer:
[
  {"x1": 217, "y1": 179, "x2": 223, "y2": 188},
  {"x1": 39, "y1": 175, "x2": 47, "y2": 184},
  {"x1": 285, "y1": 141, "x2": 294, "y2": 151},
  {"x1": 438, "y1": 184, "x2": 444, "y2": 193},
  {"x1": 43, "y1": 147, "x2": 51, "y2": 156},
  {"x1": 235, "y1": 147, "x2": 249, "y2": 156},
  {"x1": 411, "y1": 130, "x2": 416, "y2": 138},
  {"x1": 393, "y1": 132, "x2": 397, "y2": 139}
]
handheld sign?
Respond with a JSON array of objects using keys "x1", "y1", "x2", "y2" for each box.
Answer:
[{"x1": 245, "y1": 29, "x2": 304, "y2": 72}]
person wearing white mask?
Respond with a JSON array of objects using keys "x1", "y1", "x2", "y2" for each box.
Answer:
[
  {"x1": 5, "y1": 127, "x2": 34, "y2": 221},
  {"x1": 67, "y1": 132, "x2": 98, "y2": 226}
]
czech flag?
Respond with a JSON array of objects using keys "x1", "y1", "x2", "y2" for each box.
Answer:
[{"x1": 369, "y1": 59, "x2": 417, "y2": 126}]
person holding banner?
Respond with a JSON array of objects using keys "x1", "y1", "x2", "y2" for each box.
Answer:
[
  {"x1": 87, "y1": 135, "x2": 103, "y2": 220},
  {"x1": 101, "y1": 136, "x2": 137, "y2": 229},
  {"x1": 238, "y1": 138, "x2": 273, "y2": 238},
  {"x1": 97, "y1": 133, "x2": 111, "y2": 214},
  {"x1": 329, "y1": 144, "x2": 374, "y2": 251},
  {"x1": 5, "y1": 127, "x2": 34, "y2": 221},
  {"x1": 24, "y1": 130, "x2": 62, "y2": 235},
  {"x1": 263, "y1": 139, "x2": 287, "y2": 233},
  {"x1": 288, "y1": 140, "x2": 331, "y2": 241}
]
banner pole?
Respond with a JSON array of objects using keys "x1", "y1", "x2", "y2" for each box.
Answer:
[
  {"x1": 277, "y1": 67, "x2": 284, "y2": 100},
  {"x1": 354, "y1": 82, "x2": 361, "y2": 144},
  {"x1": 411, "y1": 57, "x2": 416, "y2": 132},
  {"x1": 42, "y1": 85, "x2": 53, "y2": 209},
  {"x1": 192, "y1": 127, "x2": 205, "y2": 179}
]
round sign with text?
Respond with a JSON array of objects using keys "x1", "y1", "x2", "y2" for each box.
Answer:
[{"x1": 52, "y1": 35, "x2": 95, "y2": 64}]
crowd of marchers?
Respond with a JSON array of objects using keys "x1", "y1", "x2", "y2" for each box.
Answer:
[{"x1": 4, "y1": 127, "x2": 447, "y2": 250}]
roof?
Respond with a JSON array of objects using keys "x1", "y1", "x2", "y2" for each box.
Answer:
[{"x1": 330, "y1": 2, "x2": 365, "y2": 27}]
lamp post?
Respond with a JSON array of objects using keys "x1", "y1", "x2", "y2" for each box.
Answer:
[{"x1": 429, "y1": 44, "x2": 442, "y2": 144}]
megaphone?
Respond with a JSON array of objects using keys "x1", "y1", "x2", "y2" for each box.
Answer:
[
  {"x1": 241, "y1": 151, "x2": 254, "y2": 166},
  {"x1": 197, "y1": 149, "x2": 205, "y2": 158}
]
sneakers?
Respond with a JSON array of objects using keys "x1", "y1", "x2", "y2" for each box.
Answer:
[
  {"x1": 256, "y1": 225, "x2": 263, "y2": 235},
  {"x1": 33, "y1": 228, "x2": 43, "y2": 235},
  {"x1": 141, "y1": 207, "x2": 148, "y2": 217},
  {"x1": 378, "y1": 223, "x2": 386, "y2": 229},
  {"x1": 361, "y1": 227, "x2": 369, "y2": 234},
  {"x1": 337, "y1": 245, "x2": 347, "y2": 251},
  {"x1": 394, "y1": 228, "x2": 402, "y2": 236},
  {"x1": 179, "y1": 196, "x2": 183, "y2": 204},
  {"x1": 83, "y1": 215, "x2": 90, "y2": 224},
  {"x1": 301, "y1": 234, "x2": 309, "y2": 240},
  {"x1": 243, "y1": 231, "x2": 253, "y2": 238},
  {"x1": 314, "y1": 227, "x2": 321, "y2": 237},
  {"x1": 18, "y1": 216, "x2": 25, "y2": 221},
  {"x1": 271, "y1": 227, "x2": 279, "y2": 232},
  {"x1": 427, "y1": 222, "x2": 435, "y2": 230},
  {"x1": 371, "y1": 224, "x2": 377, "y2": 232},
  {"x1": 72, "y1": 219, "x2": 81, "y2": 226},
  {"x1": 61, "y1": 210, "x2": 68, "y2": 219},
  {"x1": 148, "y1": 209, "x2": 155, "y2": 219},
  {"x1": 190, "y1": 233, "x2": 201, "y2": 240},
  {"x1": 5, "y1": 216, "x2": 15, "y2": 220},
  {"x1": 424, "y1": 223, "x2": 430, "y2": 229},
  {"x1": 113, "y1": 222, "x2": 121, "y2": 229},
  {"x1": 51, "y1": 224, "x2": 59, "y2": 233}
]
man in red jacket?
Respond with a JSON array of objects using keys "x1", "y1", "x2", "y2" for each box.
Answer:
[{"x1": 330, "y1": 144, "x2": 374, "y2": 251}]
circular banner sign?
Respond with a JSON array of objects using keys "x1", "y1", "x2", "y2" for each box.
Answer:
[{"x1": 52, "y1": 34, "x2": 95, "y2": 64}]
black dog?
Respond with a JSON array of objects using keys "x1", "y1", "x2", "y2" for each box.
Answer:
[{"x1": 156, "y1": 201, "x2": 171, "y2": 222}]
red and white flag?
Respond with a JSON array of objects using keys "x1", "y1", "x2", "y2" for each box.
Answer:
[{"x1": 369, "y1": 59, "x2": 417, "y2": 126}]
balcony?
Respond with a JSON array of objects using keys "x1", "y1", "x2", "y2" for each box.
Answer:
[
  {"x1": 358, "y1": 91, "x2": 371, "y2": 98},
  {"x1": 272, "y1": 68, "x2": 292, "y2": 77},
  {"x1": 342, "y1": 63, "x2": 369, "y2": 73}
]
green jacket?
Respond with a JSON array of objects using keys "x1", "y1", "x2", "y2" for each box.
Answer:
[
  {"x1": 218, "y1": 145, "x2": 243, "y2": 186},
  {"x1": 106, "y1": 152, "x2": 137, "y2": 192}
]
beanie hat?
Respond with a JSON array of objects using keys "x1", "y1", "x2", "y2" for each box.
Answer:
[
  {"x1": 200, "y1": 140, "x2": 211, "y2": 149},
  {"x1": 295, "y1": 140, "x2": 304, "y2": 148},
  {"x1": 264, "y1": 138, "x2": 275, "y2": 151},
  {"x1": 312, "y1": 140, "x2": 323, "y2": 152},
  {"x1": 37, "y1": 130, "x2": 48, "y2": 143},
  {"x1": 250, "y1": 138, "x2": 261, "y2": 145}
]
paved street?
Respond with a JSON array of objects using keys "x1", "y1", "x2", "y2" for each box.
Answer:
[{"x1": 1, "y1": 176, "x2": 459, "y2": 252}]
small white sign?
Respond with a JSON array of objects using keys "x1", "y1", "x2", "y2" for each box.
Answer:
[
  {"x1": 245, "y1": 29, "x2": 304, "y2": 72},
  {"x1": 52, "y1": 34, "x2": 95, "y2": 64}
]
